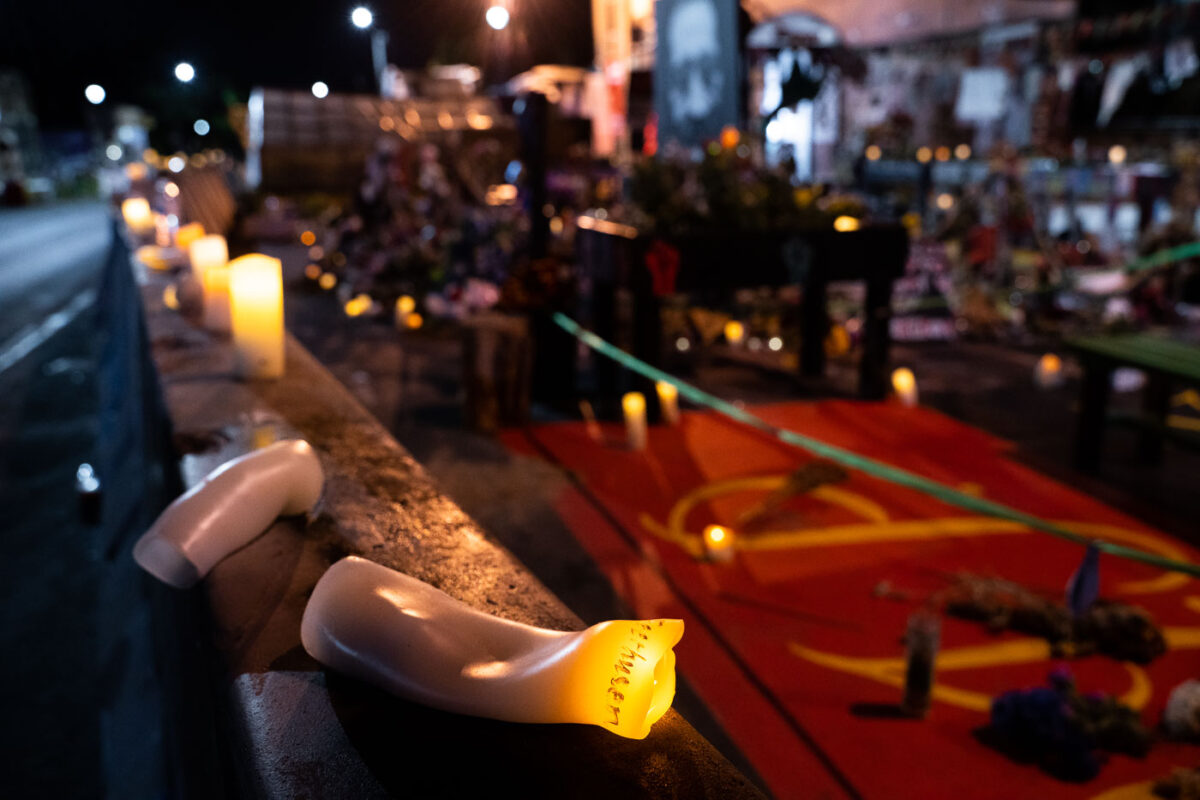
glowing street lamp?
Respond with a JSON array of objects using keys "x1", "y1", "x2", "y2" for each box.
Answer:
[
  {"x1": 486, "y1": 4, "x2": 510, "y2": 30},
  {"x1": 174, "y1": 62, "x2": 196, "y2": 83},
  {"x1": 84, "y1": 84, "x2": 106, "y2": 105},
  {"x1": 351, "y1": 6, "x2": 373, "y2": 28}
]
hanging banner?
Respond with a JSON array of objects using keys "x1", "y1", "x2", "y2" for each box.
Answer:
[{"x1": 653, "y1": 0, "x2": 740, "y2": 148}]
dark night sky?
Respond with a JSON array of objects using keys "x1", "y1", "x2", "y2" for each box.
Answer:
[{"x1": 0, "y1": 0, "x2": 593, "y2": 134}]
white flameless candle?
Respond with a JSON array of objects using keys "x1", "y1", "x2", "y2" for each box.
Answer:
[
  {"x1": 702, "y1": 525, "x2": 735, "y2": 562},
  {"x1": 656, "y1": 381, "x2": 680, "y2": 425},
  {"x1": 892, "y1": 367, "x2": 918, "y2": 408},
  {"x1": 133, "y1": 440, "x2": 324, "y2": 588},
  {"x1": 188, "y1": 233, "x2": 228, "y2": 282},
  {"x1": 301, "y1": 556, "x2": 684, "y2": 739},
  {"x1": 229, "y1": 254, "x2": 285, "y2": 379},
  {"x1": 623, "y1": 391, "x2": 647, "y2": 450},
  {"x1": 121, "y1": 197, "x2": 154, "y2": 234}
]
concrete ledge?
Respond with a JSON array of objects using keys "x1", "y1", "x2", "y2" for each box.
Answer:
[{"x1": 137, "y1": 263, "x2": 764, "y2": 799}]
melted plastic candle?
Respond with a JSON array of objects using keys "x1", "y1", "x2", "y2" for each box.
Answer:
[
  {"x1": 301, "y1": 556, "x2": 684, "y2": 739},
  {"x1": 133, "y1": 440, "x2": 323, "y2": 588}
]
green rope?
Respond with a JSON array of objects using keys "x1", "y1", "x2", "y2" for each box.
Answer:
[
  {"x1": 553, "y1": 312, "x2": 1200, "y2": 579},
  {"x1": 1124, "y1": 240, "x2": 1200, "y2": 275}
]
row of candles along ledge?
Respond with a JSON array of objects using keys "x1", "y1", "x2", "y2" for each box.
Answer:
[{"x1": 124, "y1": 198, "x2": 284, "y2": 380}]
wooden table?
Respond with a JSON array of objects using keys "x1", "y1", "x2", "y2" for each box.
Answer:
[{"x1": 1068, "y1": 331, "x2": 1200, "y2": 470}]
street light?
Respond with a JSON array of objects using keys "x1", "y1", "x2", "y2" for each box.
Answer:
[
  {"x1": 175, "y1": 62, "x2": 196, "y2": 83},
  {"x1": 350, "y1": 6, "x2": 387, "y2": 95},
  {"x1": 486, "y1": 5, "x2": 510, "y2": 30},
  {"x1": 351, "y1": 6, "x2": 373, "y2": 29},
  {"x1": 84, "y1": 84, "x2": 106, "y2": 105},
  {"x1": 312, "y1": 81, "x2": 329, "y2": 99}
]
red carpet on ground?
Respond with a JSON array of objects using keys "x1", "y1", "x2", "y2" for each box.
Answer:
[{"x1": 502, "y1": 401, "x2": 1200, "y2": 800}]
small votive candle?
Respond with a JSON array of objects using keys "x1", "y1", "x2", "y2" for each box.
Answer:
[
  {"x1": 229, "y1": 254, "x2": 285, "y2": 379},
  {"x1": 189, "y1": 233, "x2": 228, "y2": 282},
  {"x1": 702, "y1": 525, "x2": 735, "y2": 562},
  {"x1": 1035, "y1": 353, "x2": 1064, "y2": 389},
  {"x1": 175, "y1": 222, "x2": 205, "y2": 251},
  {"x1": 724, "y1": 320, "x2": 745, "y2": 346},
  {"x1": 892, "y1": 367, "x2": 918, "y2": 408},
  {"x1": 395, "y1": 295, "x2": 416, "y2": 329},
  {"x1": 623, "y1": 392, "x2": 647, "y2": 451},
  {"x1": 656, "y1": 381, "x2": 680, "y2": 425},
  {"x1": 121, "y1": 197, "x2": 154, "y2": 234}
]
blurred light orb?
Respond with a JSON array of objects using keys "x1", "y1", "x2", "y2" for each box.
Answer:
[
  {"x1": 311, "y1": 81, "x2": 329, "y2": 99},
  {"x1": 915, "y1": 147, "x2": 932, "y2": 164},
  {"x1": 193, "y1": 119, "x2": 210, "y2": 136},
  {"x1": 936, "y1": 193, "x2": 955, "y2": 211},
  {"x1": 1108, "y1": 145, "x2": 1127, "y2": 165},
  {"x1": 351, "y1": 6, "x2": 373, "y2": 28},
  {"x1": 85, "y1": 84, "x2": 106, "y2": 105},
  {"x1": 768, "y1": 336, "x2": 783, "y2": 352},
  {"x1": 167, "y1": 156, "x2": 186, "y2": 173},
  {"x1": 833, "y1": 215, "x2": 861, "y2": 232},
  {"x1": 305, "y1": 264, "x2": 322, "y2": 280},
  {"x1": 174, "y1": 62, "x2": 195, "y2": 83},
  {"x1": 934, "y1": 146, "x2": 951, "y2": 162},
  {"x1": 675, "y1": 337, "x2": 691, "y2": 352},
  {"x1": 105, "y1": 144, "x2": 123, "y2": 161},
  {"x1": 486, "y1": 5, "x2": 510, "y2": 30},
  {"x1": 864, "y1": 145, "x2": 882, "y2": 161},
  {"x1": 955, "y1": 143, "x2": 972, "y2": 160},
  {"x1": 300, "y1": 230, "x2": 316, "y2": 246},
  {"x1": 164, "y1": 182, "x2": 180, "y2": 198}
]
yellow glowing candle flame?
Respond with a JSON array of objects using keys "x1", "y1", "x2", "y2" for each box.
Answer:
[
  {"x1": 623, "y1": 392, "x2": 647, "y2": 451},
  {"x1": 121, "y1": 198, "x2": 153, "y2": 233},
  {"x1": 834, "y1": 215, "x2": 861, "y2": 233},
  {"x1": 892, "y1": 367, "x2": 918, "y2": 407},
  {"x1": 724, "y1": 320, "x2": 745, "y2": 345},
  {"x1": 656, "y1": 381, "x2": 680, "y2": 425},
  {"x1": 702, "y1": 525, "x2": 735, "y2": 561}
]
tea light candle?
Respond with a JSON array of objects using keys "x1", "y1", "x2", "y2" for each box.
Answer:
[
  {"x1": 724, "y1": 320, "x2": 745, "y2": 346},
  {"x1": 202, "y1": 262, "x2": 232, "y2": 332},
  {"x1": 175, "y1": 222, "x2": 205, "y2": 251},
  {"x1": 1035, "y1": 353, "x2": 1064, "y2": 389},
  {"x1": 892, "y1": 367, "x2": 918, "y2": 408},
  {"x1": 301, "y1": 556, "x2": 685, "y2": 740},
  {"x1": 188, "y1": 234, "x2": 228, "y2": 282},
  {"x1": 656, "y1": 381, "x2": 680, "y2": 425},
  {"x1": 121, "y1": 197, "x2": 153, "y2": 234},
  {"x1": 623, "y1": 392, "x2": 647, "y2": 451},
  {"x1": 702, "y1": 525, "x2": 735, "y2": 562},
  {"x1": 395, "y1": 295, "x2": 416, "y2": 328},
  {"x1": 229, "y1": 254, "x2": 285, "y2": 379}
]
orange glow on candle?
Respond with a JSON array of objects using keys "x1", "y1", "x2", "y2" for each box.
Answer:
[
  {"x1": 724, "y1": 321, "x2": 745, "y2": 345},
  {"x1": 892, "y1": 367, "x2": 918, "y2": 407},
  {"x1": 175, "y1": 222, "x2": 205, "y2": 251},
  {"x1": 703, "y1": 525, "x2": 735, "y2": 562},
  {"x1": 656, "y1": 381, "x2": 680, "y2": 425},
  {"x1": 623, "y1": 392, "x2": 647, "y2": 451},
  {"x1": 121, "y1": 198, "x2": 153, "y2": 234}
]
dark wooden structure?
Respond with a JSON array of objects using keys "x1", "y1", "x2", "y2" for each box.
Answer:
[
  {"x1": 1068, "y1": 331, "x2": 1200, "y2": 471},
  {"x1": 574, "y1": 219, "x2": 910, "y2": 409}
]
